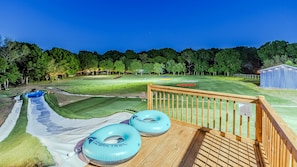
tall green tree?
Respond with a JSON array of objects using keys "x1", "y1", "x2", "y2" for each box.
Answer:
[
  {"x1": 128, "y1": 59, "x2": 142, "y2": 75},
  {"x1": 160, "y1": 48, "x2": 179, "y2": 62},
  {"x1": 0, "y1": 40, "x2": 23, "y2": 88},
  {"x1": 153, "y1": 56, "x2": 167, "y2": 64},
  {"x1": 124, "y1": 50, "x2": 138, "y2": 68},
  {"x1": 214, "y1": 49, "x2": 242, "y2": 76},
  {"x1": 286, "y1": 43, "x2": 297, "y2": 61},
  {"x1": 16, "y1": 43, "x2": 49, "y2": 83},
  {"x1": 262, "y1": 55, "x2": 292, "y2": 68},
  {"x1": 47, "y1": 48, "x2": 79, "y2": 77},
  {"x1": 166, "y1": 60, "x2": 176, "y2": 75},
  {"x1": 102, "y1": 50, "x2": 124, "y2": 62},
  {"x1": 181, "y1": 49, "x2": 196, "y2": 74},
  {"x1": 257, "y1": 40, "x2": 289, "y2": 63},
  {"x1": 153, "y1": 63, "x2": 165, "y2": 75},
  {"x1": 99, "y1": 59, "x2": 114, "y2": 74},
  {"x1": 234, "y1": 47, "x2": 259, "y2": 73},
  {"x1": 175, "y1": 63, "x2": 186, "y2": 75},
  {"x1": 138, "y1": 53, "x2": 149, "y2": 64},
  {"x1": 114, "y1": 60, "x2": 125, "y2": 74},
  {"x1": 195, "y1": 49, "x2": 212, "y2": 75},
  {"x1": 77, "y1": 51, "x2": 98, "y2": 73},
  {"x1": 143, "y1": 63, "x2": 154, "y2": 74}
]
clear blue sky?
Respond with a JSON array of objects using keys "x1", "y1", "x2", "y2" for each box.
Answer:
[{"x1": 1, "y1": 0, "x2": 297, "y2": 54}]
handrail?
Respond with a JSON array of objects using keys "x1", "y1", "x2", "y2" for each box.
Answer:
[
  {"x1": 259, "y1": 98, "x2": 297, "y2": 166},
  {"x1": 147, "y1": 84, "x2": 297, "y2": 166}
]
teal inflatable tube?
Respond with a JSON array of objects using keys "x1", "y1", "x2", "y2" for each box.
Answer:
[
  {"x1": 24, "y1": 90, "x2": 44, "y2": 98},
  {"x1": 129, "y1": 110, "x2": 171, "y2": 136},
  {"x1": 82, "y1": 124, "x2": 141, "y2": 166}
]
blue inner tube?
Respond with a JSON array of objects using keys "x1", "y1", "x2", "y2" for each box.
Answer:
[
  {"x1": 129, "y1": 110, "x2": 171, "y2": 136},
  {"x1": 24, "y1": 90, "x2": 45, "y2": 98},
  {"x1": 82, "y1": 124, "x2": 141, "y2": 165}
]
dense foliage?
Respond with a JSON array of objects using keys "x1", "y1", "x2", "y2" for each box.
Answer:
[{"x1": 0, "y1": 35, "x2": 297, "y2": 89}]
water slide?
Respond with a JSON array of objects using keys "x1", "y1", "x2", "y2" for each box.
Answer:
[{"x1": 26, "y1": 96, "x2": 132, "y2": 167}]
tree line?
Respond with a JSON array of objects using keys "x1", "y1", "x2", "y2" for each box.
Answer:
[{"x1": 0, "y1": 36, "x2": 297, "y2": 89}]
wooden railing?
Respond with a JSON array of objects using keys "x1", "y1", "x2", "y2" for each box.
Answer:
[{"x1": 147, "y1": 84, "x2": 297, "y2": 167}]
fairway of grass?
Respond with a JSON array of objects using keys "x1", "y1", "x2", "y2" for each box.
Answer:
[
  {"x1": 39, "y1": 74, "x2": 296, "y2": 133},
  {"x1": 1, "y1": 74, "x2": 296, "y2": 166},
  {"x1": 45, "y1": 93, "x2": 147, "y2": 119},
  {"x1": 0, "y1": 99, "x2": 55, "y2": 167}
]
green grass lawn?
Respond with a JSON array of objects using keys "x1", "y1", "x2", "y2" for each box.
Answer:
[
  {"x1": 42, "y1": 74, "x2": 296, "y2": 133},
  {"x1": 45, "y1": 93, "x2": 147, "y2": 119},
  {"x1": 0, "y1": 99, "x2": 54, "y2": 166},
  {"x1": 0, "y1": 74, "x2": 296, "y2": 166}
]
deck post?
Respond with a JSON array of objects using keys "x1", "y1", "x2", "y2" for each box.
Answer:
[
  {"x1": 256, "y1": 96, "x2": 264, "y2": 142},
  {"x1": 147, "y1": 84, "x2": 152, "y2": 110}
]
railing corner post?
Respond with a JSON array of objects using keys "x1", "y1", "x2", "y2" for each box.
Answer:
[{"x1": 256, "y1": 95, "x2": 264, "y2": 142}]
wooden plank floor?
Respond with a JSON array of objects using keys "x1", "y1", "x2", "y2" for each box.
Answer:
[{"x1": 86, "y1": 120, "x2": 269, "y2": 167}]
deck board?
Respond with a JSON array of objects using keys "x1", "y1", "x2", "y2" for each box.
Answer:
[{"x1": 85, "y1": 120, "x2": 268, "y2": 167}]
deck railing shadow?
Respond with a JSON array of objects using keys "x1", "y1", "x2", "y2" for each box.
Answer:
[{"x1": 147, "y1": 84, "x2": 297, "y2": 167}]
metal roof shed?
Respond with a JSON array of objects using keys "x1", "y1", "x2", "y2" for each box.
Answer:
[{"x1": 259, "y1": 64, "x2": 297, "y2": 89}]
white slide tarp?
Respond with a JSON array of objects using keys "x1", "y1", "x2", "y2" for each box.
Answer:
[
  {"x1": 26, "y1": 96, "x2": 132, "y2": 167},
  {"x1": 0, "y1": 96, "x2": 22, "y2": 142}
]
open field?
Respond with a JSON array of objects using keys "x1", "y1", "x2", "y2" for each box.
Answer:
[
  {"x1": 0, "y1": 74, "x2": 296, "y2": 166},
  {"x1": 0, "y1": 99, "x2": 54, "y2": 167}
]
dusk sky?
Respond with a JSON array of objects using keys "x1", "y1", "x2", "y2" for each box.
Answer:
[{"x1": 1, "y1": 0, "x2": 297, "y2": 54}]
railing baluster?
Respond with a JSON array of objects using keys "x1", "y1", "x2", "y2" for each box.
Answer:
[
  {"x1": 219, "y1": 99, "x2": 222, "y2": 131},
  {"x1": 279, "y1": 139, "x2": 284, "y2": 166},
  {"x1": 207, "y1": 97, "x2": 210, "y2": 128},
  {"x1": 269, "y1": 119, "x2": 273, "y2": 165},
  {"x1": 272, "y1": 127, "x2": 276, "y2": 166},
  {"x1": 233, "y1": 101, "x2": 236, "y2": 135},
  {"x1": 247, "y1": 117, "x2": 251, "y2": 138},
  {"x1": 239, "y1": 115, "x2": 242, "y2": 136},
  {"x1": 186, "y1": 94, "x2": 189, "y2": 123},
  {"x1": 167, "y1": 93, "x2": 170, "y2": 116},
  {"x1": 176, "y1": 94, "x2": 179, "y2": 120},
  {"x1": 196, "y1": 95, "x2": 199, "y2": 126},
  {"x1": 163, "y1": 92, "x2": 166, "y2": 113},
  {"x1": 285, "y1": 148, "x2": 290, "y2": 167},
  {"x1": 181, "y1": 94, "x2": 184, "y2": 121},
  {"x1": 275, "y1": 132, "x2": 281, "y2": 166},
  {"x1": 191, "y1": 95, "x2": 193, "y2": 124},
  {"x1": 159, "y1": 92, "x2": 164, "y2": 111},
  {"x1": 155, "y1": 91, "x2": 158, "y2": 110},
  {"x1": 226, "y1": 100, "x2": 229, "y2": 133},
  {"x1": 213, "y1": 98, "x2": 216, "y2": 129},
  {"x1": 202, "y1": 96, "x2": 205, "y2": 127},
  {"x1": 172, "y1": 93, "x2": 174, "y2": 119}
]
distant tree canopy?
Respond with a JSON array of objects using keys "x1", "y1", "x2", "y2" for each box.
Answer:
[
  {"x1": 257, "y1": 40, "x2": 297, "y2": 68},
  {"x1": 1, "y1": 34, "x2": 297, "y2": 89}
]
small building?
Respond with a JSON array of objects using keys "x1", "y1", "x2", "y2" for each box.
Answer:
[{"x1": 259, "y1": 64, "x2": 297, "y2": 89}]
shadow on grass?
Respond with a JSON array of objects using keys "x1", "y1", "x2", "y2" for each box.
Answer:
[{"x1": 242, "y1": 78, "x2": 260, "y2": 86}]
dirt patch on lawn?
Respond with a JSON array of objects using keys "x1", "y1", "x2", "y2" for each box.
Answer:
[
  {"x1": 0, "y1": 98, "x2": 14, "y2": 127},
  {"x1": 113, "y1": 75, "x2": 122, "y2": 79},
  {"x1": 176, "y1": 83, "x2": 197, "y2": 87},
  {"x1": 0, "y1": 85, "x2": 45, "y2": 126},
  {"x1": 50, "y1": 91, "x2": 91, "y2": 106}
]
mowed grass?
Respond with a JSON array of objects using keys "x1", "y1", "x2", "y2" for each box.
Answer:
[
  {"x1": 1, "y1": 74, "x2": 296, "y2": 166},
  {"x1": 45, "y1": 93, "x2": 147, "y2": 119},
  {"x1": 0, "y1": 99, "x2": 54, "y2": 166},
  {"x1": 45, "y1": 75, "x2": 151, "y2": 95},
  {"x1": 43, "y1": 75, "x2": 296, "y2": 132}
]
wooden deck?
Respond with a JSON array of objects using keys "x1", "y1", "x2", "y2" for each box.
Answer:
[{"x1": 86, "y1": 120, "x2": 269, "y2": 167}]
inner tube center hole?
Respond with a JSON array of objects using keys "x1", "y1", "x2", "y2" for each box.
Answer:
[
  {"x1": 143, "y1": 118, "x2": 156, "y2": 122},
  {"x1": 104, "y1": 135, "x2": 124, "y2": 144}
]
